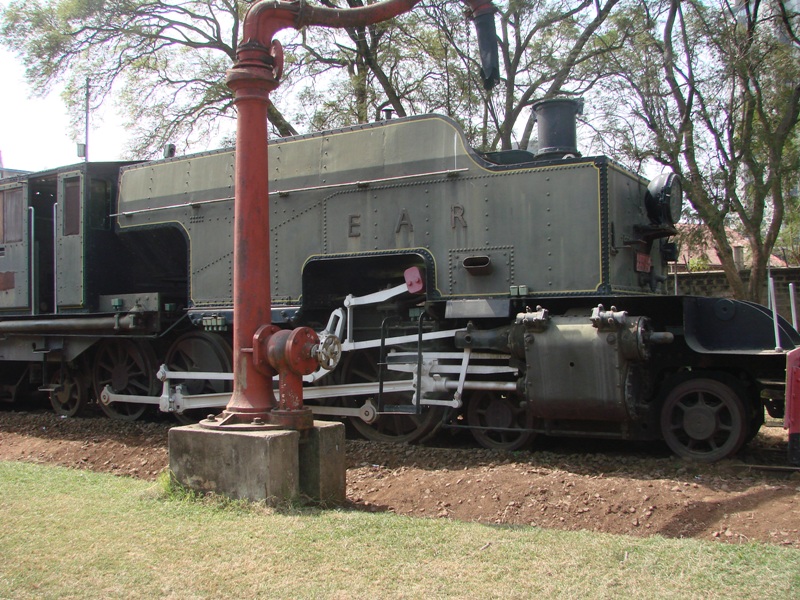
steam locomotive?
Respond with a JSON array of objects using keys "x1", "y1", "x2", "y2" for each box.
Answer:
[{"x1": 1, "y1": 99, "x2": 796, "y2": 462}]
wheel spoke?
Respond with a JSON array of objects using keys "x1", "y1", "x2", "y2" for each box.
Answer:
[
  {"x1": 350, "y1": 367, "x2": 375, "y2": 381},
  {"x1": 128, "y1": 378, "x2": 151, "y2": 393}
]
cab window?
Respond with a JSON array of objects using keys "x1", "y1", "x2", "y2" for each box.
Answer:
[{"x1": 0, "y1": 188, "x2": 24, "y2": 244}]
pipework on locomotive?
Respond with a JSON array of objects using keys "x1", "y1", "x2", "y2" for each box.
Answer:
[{"x1": 0, "y1": 98, "x2": 797, "y2": 463}]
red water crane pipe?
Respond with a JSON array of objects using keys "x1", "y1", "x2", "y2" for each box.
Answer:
[{"x1": 221, "y1": 0, "x2": 498, "y2": 429}]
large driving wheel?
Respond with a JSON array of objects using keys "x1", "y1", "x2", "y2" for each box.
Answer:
[
  {"x1": 660, "y1": 376, "x2": 748, "y2": 462},
  {"x1": 165, "y1": 332, "x2": 232, "y2": 424},
  {"x1": 342, "y1": 349, "x2": 444, "y2": 444},
  {"x1": 467, "y1": 391, "x2": 534, "y2": 451},
  {"x1": 49, "y1": 366, "x2": 88, "y2": 418},
  {"x1": 92, "y1": 339, "x2": 157, "y2": 421}
]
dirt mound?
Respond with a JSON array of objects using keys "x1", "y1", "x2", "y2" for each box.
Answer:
[{"x1": 1, "y1": 409, "x2": 798, "y2": 547}]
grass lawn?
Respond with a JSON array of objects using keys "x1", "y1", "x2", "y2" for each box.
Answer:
[{"x1": 1, "y1": 460, "x2": 797, "y2": 599}]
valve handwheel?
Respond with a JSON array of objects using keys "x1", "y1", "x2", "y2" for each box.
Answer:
[{"x1": 316, "y1": 334, "x2": 342, "y2": 370}]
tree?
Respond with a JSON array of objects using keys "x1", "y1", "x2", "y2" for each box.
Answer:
[
  {"x1": 416, "y1": 0, "x2": 637, "y2": 151},
  {"x1": 593, "y1": 0, "x2": 800, "y2": 302},
  {"x1": 280, "y1": 1, "x2": 637, "y2": 151},
  {"x1": 280, "y1": 3, "x2": 432, "y2": 130},
  {"x1": 279, "y1": 0, "x2": 505, "y2": 137},
  {"x1": 0, "y1": 0, "x2": 298, "y2": 158},
  {"x1": 1, "y1": 0, "x2": 640, "y2": 158}
]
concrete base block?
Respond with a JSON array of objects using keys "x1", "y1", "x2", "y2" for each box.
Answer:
[
  {"x1": 169, "y1": 421, "x2": 347, "y2": 505},
  {"x1": 169, "y1": 425, "x2": 300, "y2": 503},
  {"x1": 299, "y1": 420, "x2": 346, "y2": 504}
]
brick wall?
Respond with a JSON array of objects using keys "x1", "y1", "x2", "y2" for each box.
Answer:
[{"x1": 673, "y1": 267, "x2": 800, "y2": 326}]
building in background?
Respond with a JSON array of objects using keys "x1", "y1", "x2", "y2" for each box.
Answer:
[{"x1": 672, "y1": 223, "x2": 788, "y2": 274}]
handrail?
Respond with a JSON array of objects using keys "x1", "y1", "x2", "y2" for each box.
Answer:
[
  {"x1": 28, "y1": 206, "x2": 35, "y2": 315},
  {"x1": 110, "y1": 167, "x2": 468, "y2": 217},
  {"x1": 52, "y1": 203, "x2": 57, "y2": 314}
]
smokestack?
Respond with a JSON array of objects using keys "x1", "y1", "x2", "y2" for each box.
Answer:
[{"x1": 532, "y1": 98, "x2": 583, "y2": 159}]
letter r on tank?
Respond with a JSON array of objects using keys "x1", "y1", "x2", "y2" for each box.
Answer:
[{"x1": 451, "y1": 204, "x2": 467, "y2": 228}]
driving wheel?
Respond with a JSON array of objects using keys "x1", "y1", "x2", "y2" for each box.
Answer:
[
  {"x1": 342, "y1": 349, "x2": 444, "y2": 444},
  {"x1": 165, "y1": 332, "x2": 232, "y2": 424},
  {"x1": 92, "y1": 339, "x2": 157, "y2": 421}
]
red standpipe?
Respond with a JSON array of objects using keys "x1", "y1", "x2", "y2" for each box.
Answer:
[
  {"x1": 219, "y1": 0, "x2": 499, "y2": 430},
  {"x1": 222, "y1": 43, "x2": 283, "y2": 422},
  {"x1": 220, "y1": 0, "x2": 426, "y2": 429}
]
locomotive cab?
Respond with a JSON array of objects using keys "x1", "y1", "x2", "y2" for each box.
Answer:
[
  {"x1": 0, "y1": 162, "x2": 162, "y2": 315},
  {"x1": 0, "y1": 163, "x2": 190, "y2": 414}
]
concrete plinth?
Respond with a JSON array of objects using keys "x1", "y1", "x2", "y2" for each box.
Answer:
[
  {"x1": 169, "y1": 425, "x2": 299, "y2": 502},
  {"x1": 168, "y1": 420, "x2": 346, "y2": 504},
  {"x1": 299, "y1": 421, "x2": 346, "y2": 504}
]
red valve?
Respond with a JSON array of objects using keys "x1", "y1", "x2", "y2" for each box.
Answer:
[{"x1": 265, "y1": 327, "x2": 320, "y2": 430}]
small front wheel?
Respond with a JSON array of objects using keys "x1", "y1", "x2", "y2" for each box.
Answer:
[
  {"x1": 49, "y1": 367, "x2": 88, "y2": 418},
  {"x1": 467, "y1": 391, "x2": 534, "y2": 451},
  {"x1": 660, "y1": 376, "x2": 748, "y2": 462}
]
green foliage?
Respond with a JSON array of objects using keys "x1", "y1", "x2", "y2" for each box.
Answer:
[
  {"x1": 418, "y1": 0, "x2": 634, "y2": 151},
  {"x1": 0, "y1": 0, "x2": 245, "y2": 158},
  {"x1": 776, "y1": 198, "x2": 800, "y2": 266},
  {"x1": 687, "y1": 255, "x2": 712, "y2": 272},
  {"x1": 155, "y1": 469, "x2": 200, "y2": 501},
  {"x1": 591, "y1": 0, "x2": 800, "y2": 302}
]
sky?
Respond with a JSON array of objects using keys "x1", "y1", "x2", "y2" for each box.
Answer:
[{"x1": 1, "y1": 45, "x2": 130, "y2": 172}]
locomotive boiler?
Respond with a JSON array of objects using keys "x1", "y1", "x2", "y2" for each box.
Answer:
[{"x1": 0, "y1": 98, "x2": 796, "y2": 462}]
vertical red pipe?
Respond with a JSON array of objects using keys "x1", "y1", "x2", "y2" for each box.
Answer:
[
  {"x1": 218, "y1": 0, "x2": 493, "y2": 423},
  {"x1": 223, "y1": 43, "x2": 283, "y2": 419},
  {"x1": 220, "y1": 1, "x2": 421, "y2": 421}
]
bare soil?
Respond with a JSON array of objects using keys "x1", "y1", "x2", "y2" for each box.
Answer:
[{"x1": 1, "y1": 407, "x2": 798, "y2": 547}]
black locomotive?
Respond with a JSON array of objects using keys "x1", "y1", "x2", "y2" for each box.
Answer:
[{"x1": 1, "y1": 99, "x2": 796, "y2": 462}]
